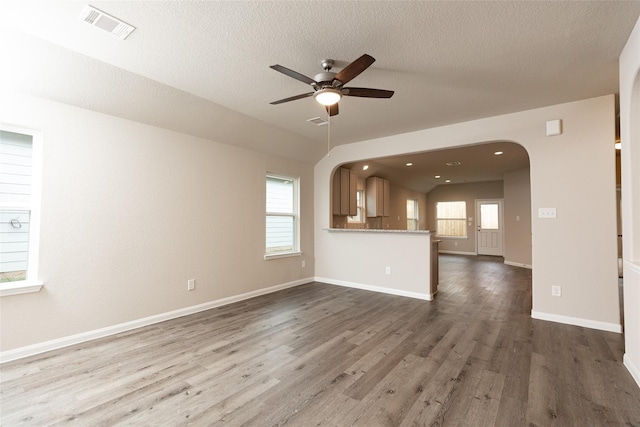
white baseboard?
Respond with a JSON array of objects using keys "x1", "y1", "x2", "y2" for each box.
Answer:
[
  {"x1": 504, "y1": 260, "x2": 532, "y2": 269},
  {"x1": 624, "y1": 354, "x2": 640, "y2": 389},
  {"x1": 531, "y1": 310, "x2": 622, "y2": 333},
  {"x1": 438, "y1": 250, "x2": 477, "y2": 256},
  {"x1": 315, "y1": 276, "x2": 433, "y2": 301},
  {"x1": 0, "y1": 277, "x2": 314, "y2": 364}
]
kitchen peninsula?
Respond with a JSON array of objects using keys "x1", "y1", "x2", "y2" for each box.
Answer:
[{"x1": 317, "y1": 228, "x2": 438, "y2": 300}]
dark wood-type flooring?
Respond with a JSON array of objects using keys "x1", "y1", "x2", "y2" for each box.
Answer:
[{"x1": 2, "y1": 255, "x2": 640, "y2": 426}]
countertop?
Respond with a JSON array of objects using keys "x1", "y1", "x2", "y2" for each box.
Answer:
[{"x1": 325, "y1": 228, "x2": 431, "y2": 234}]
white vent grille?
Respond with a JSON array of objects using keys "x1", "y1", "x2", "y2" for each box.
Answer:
[
  {"x1": 307, "y1": 117, "x2": 328, "y2": 126},
  {"x1": 79, "y1": 5, "x2": 135, "y2": 40}
]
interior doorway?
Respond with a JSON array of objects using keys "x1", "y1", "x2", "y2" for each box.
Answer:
[{"x1": 476, "y1": 199, "x2": 504, "y2": 256}]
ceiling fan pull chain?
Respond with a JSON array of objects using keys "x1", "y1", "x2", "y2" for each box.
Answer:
[{"x1": 327, "y1": 108, "x2": 331, "y2": 157}]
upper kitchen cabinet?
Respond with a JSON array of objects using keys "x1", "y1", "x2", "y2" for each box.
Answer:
[
  {"x1": 332, "y1": 167, "x2": 358, "y2": 216},
  {"x1": 366, "y1": 176, "x2": 390, "y2": 217}
]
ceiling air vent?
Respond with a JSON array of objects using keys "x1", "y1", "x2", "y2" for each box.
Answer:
[
  {"x1": 307, "y1": 117, "x2": 328, "y2": 126},
  {"x1": 79, "y1": 5, "x2": 135, "y2": 40}
]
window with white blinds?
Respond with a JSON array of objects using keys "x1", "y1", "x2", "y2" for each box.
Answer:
[
  {"x1": 407, "y1": 199, "x2": 419, "y2": 230},
  {"x1": 1, "y1": 127, "x2": 42, "y2": 289},
  {"x1": 265, "y1": 174, "x2": 299, "y2": 257},
  {"x1": 436, "y1": 201, "x2": 467, "y2": 238}
]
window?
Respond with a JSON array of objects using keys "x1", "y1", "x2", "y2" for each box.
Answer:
[
  {"x1": 480, "y1": 203, "x2": 499, "y2": 229},
  {"x1": 265, "y1": 174, "x2": 299, "y2": 258},
  {"x1": 348, "y1": 190, "x2": 365, "y2": 223},
  {"x1": 436, "y1": 201, "x2": 467, "y2": 238},
  {"x1": 0, "y1": 125, "x2": 43, "y2": 295},
  {"x1": 407, "y1": 199, "x2": 419, "y2": 230}
]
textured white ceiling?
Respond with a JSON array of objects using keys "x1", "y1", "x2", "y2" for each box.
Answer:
[{"x1": 0, "y1": 1, "x2": 638, "y2": 166}]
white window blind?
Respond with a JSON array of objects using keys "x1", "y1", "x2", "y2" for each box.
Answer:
[
  {"x1": 436, "y1": 201, "x2": 467, "y2": 238},
  {"x1": 407, "y1": 199, "x2": 418, "y2": 230},
  {"x1": 348, "y1": 190, "x2": 364, "y2": 223},
  {"x1": 266, "y1": 174, "x2": 298, "y2": 255}
]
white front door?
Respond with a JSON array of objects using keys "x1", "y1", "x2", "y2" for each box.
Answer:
[{"x1": 476, "y1": 199, "x2": 504, "y2": 256}]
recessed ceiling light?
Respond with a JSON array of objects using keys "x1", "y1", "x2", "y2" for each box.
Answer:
[
  {"x1": 494, "y1": 151, "x2": 504, "y2": 155},
  {"x1": 363, "y1": 165, "x2": 369, "y2": 170},
  {"x1": 445, "y1": 179, "x2": 451, "y2": 183},
  {"x1": 406, "y1": 162, "x2": 413, "y2": 167},
  {"x1": 435, "y1": 175, "x2": 441, "y2": 179},
  {"x1": 446, "y1": 161, "x2": 461, "y2": 166}
]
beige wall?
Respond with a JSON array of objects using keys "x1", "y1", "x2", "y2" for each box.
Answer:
[
  {"x1": 620, "y1": 16, "x2": 640, "y2": 387},
  {"x1": 426, "y1": 181, "x2": 504, "y2": 254},
  {"x1": 316, "y1": 95, "x2": 620, "y2": 332},
  {"x1": 504, "y1": 167, "x2": 532, "y2": 267},
  {"x1": 379, "y1": 183, "x2": 427, "y2": 231},
  {"x1": 0, "y1": 94, "x2": 314, "y2": 352}
]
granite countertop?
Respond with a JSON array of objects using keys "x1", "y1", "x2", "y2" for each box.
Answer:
[{"x1": 325, "y1": 228, "x2": 431, "y2": 234}]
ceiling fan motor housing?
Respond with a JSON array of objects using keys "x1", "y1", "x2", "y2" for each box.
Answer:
[{"x1": 313, "y1": 72, "x2": 338, "y2": 88}]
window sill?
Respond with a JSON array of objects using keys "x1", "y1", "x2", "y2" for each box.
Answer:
[
  {"x1": 0, "y1": 281, "x2": 44, "y2": 297},
  {"x1": 264, "y1": 251, "x2": 302, "y2": 260}
]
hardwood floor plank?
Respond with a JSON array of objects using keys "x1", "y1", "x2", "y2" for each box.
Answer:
[{"x1": 2, "y1": 255, "x2": 640, "y2": 426}]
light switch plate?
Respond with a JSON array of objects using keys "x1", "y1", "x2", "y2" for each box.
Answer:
[{"x1": 539, "y1": 208, "x2": 557, "y2": 219}]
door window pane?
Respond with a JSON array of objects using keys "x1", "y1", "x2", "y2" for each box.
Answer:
[{"x1": 480, "y1": 203, "x2": 499, "y2": 229}]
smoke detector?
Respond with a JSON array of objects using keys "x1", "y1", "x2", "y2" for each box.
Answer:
[{"x1": 79, "y1": 5, "x2": 135, "y2": 40}]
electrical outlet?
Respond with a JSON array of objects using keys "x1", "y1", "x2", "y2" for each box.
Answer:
[
  {"x1": 302, "y1": 260, "x2": 306, "y2": 268},
  {"x1": 385, "y1": 266, "x2": 391, "y2": 275},
  {"x1": 551, "y1": 285, "x2": 561, "y2": 297},
  {"x1": 187, "y1": 279, "x2": 195, "y2": 291}
]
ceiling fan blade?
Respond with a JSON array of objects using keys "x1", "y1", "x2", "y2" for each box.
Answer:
[
  {"x1": 333, "y1": 54, "x2": 375, "y2": 86},
  {"x1": 343, "y1": 87, "x2": 394, "y2": 98},
  {"x1": 270, "y1": 92, "x2": 314, "y2": 105},
  {"x1": 325, "y1": 103, "x2": 339, "y2": 116},
  {"x1": 270, "y1": 65, "x2": 317, "y2": 86}
]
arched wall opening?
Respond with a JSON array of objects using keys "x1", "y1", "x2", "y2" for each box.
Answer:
[
  {"x1": 327, "y1": 141, "x2": 531, "y2": 266},
  {"x1": 315, "y1": 95, "x2": 620, "y2": 333},
  {"x1": 627, "y1": 73, "x2": 640, "y2": 263}
]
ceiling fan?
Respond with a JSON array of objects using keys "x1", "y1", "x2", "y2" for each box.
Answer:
[{"x1": 269, "y1": 54, "x2": 394, "y2": 116}]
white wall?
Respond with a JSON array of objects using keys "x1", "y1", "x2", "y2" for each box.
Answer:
[
  {"x1": 504, "y1": 167, "x2": 532, "y2": 267},
  {"x1": 315, "y1": 230, "x2": 432, "y2": 300},
  {"x1": 0, "y1": 94, "x2": 314, "y2": 353},
  {"x1": 620, "y1": 16, "x2": 640, "y2": 387},
  {"x1": 315, "y1": 95, "x2": 620, "y2": 332}
]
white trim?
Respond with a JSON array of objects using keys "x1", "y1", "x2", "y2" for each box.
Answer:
[
  {"x1": 315, "y1": 276, "x2": 433, "y2": 301},
  {"x1": 0, "y1": 281, "x2": 44, "y2": 296},
  {"x1": 264, "y1": 251, "x2": 302, "y2": 260},
  {"x1": 0, "y1": 277, "x2": 313, "y2": 363},
  {"x1": 0, "y1": 124, "x2": 43, "y2": 286},
  {"x1": 438, "y1": 250, "x2": 477, "y2": 256},
  {"x1": 531, "y1": 310, "x2": 622, "y2": 333},
  {"x1": 624, "y1": 353, "x2": 640, "y2": 389},
  {"x1": 435, "y1": 236, "x2": 468, "y2": 240},
  {"x1": 625, "y1": 259, "x2": 640, "y2": 274},
  {"x1": 504, "y1": 260, "x2": 532, "y2": 269}
]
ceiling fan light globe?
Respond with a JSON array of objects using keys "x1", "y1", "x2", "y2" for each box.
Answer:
[{"x1": 314, "y1": 88, "x2": 342, "y2": 106}]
